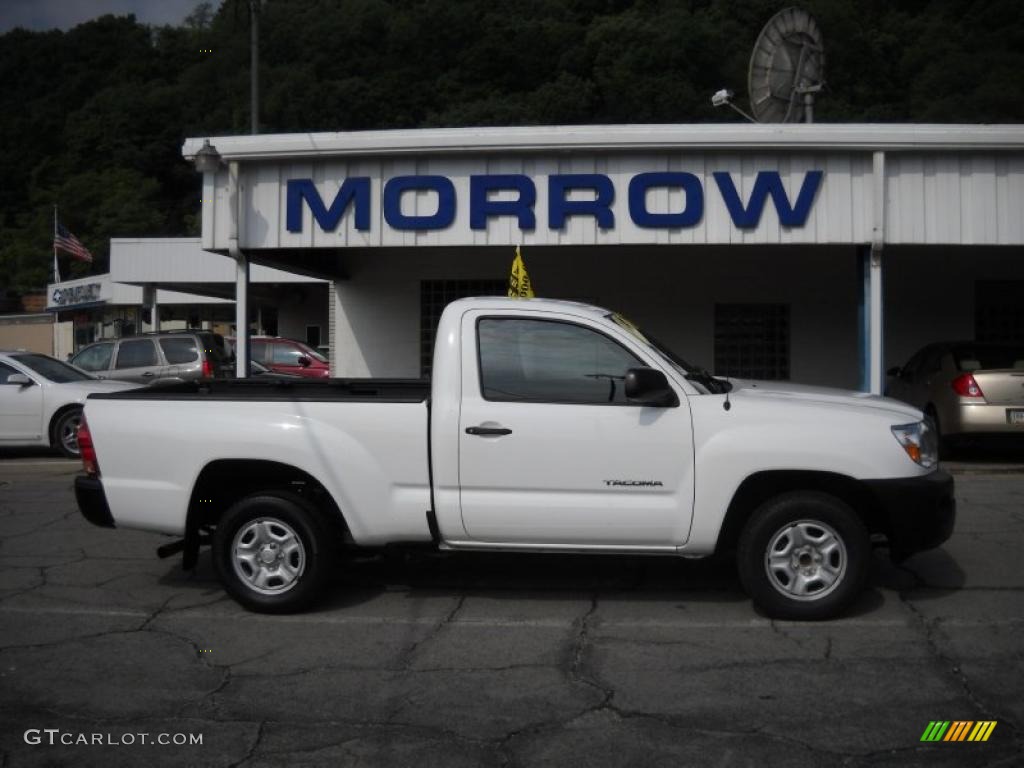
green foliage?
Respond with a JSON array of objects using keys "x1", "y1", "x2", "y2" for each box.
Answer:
[{"x1": 1, "y1": 0, "x2": 1022, "y2": 293}]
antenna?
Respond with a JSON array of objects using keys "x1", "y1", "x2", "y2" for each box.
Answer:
[{"x1": 747, "y1": 7, "x2": 825, "y2": 123}]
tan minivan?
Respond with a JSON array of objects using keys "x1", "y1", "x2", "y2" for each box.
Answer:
[
  {"x1": 886, "y1": 341, "x2": 1024, "y2": 448},
  {"x1": 70, "y1": 331, "x2": 231, "y2": 384}
]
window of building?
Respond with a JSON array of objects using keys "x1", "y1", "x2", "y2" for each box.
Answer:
[
  {"x1": 714, "y1": 304, "x2": 790, "y2": 380},
  {"x1": 115, "y1": 339, "x2": 158, "y2": 369},
  {"x1": 477, "y1": 318, "x2": 642, "y2": 404},
  {"x1": 975, "y1": 281, "x2": 1024, "y2": 343},
  {"x1": 420, "y1": 280, "x2": 505, "y2": 376}
]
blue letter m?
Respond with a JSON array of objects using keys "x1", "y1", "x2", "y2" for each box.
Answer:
[
  {"x1": 286, "y1": 178, "x2": 371, "y2": 232},
  {"x1": 713, "y1": 170, "x2": 823, "y2": 229}
]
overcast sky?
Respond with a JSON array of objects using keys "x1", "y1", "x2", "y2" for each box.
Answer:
[{"x1": 0, "y1": 0, "x2": 214, "y2": 34}]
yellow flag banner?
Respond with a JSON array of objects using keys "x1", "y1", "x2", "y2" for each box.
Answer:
[{"x1": 508, "y1": 246, "x2": 535, "y2": 298}]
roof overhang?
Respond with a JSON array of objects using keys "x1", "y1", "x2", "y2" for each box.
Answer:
[{"x1": 183, "y1": 123, "x2": 1024, "y2": 162}]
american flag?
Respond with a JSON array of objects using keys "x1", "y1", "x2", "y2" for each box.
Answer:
[{"x1": 54, "y1": 223, "x2": 93, "y2": 263}]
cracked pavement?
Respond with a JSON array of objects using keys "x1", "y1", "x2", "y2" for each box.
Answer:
[{"x1": 0, "y1": 456, "x2": 1022, "y2": 766}]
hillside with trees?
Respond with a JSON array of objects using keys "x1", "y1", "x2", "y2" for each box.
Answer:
[{"x1": 1, "y1": 0, "x2": 1022, "y2": 294}]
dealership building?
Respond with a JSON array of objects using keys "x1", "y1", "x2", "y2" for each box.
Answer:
[
  {"x1": 173, "y1": 124, "x2": 1023, "y2": 391},
  {"x1": 44, "y1": 238, "x2": 327, "y2": 359}
]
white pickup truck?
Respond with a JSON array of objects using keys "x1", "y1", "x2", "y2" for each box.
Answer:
[{"x1": 75, "y1": 298, "x2": 955, "y2": 619}]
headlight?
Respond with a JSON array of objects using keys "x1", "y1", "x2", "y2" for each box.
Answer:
[{"x1": 891, "y1": 421, "x2": 938, "y2": 469}]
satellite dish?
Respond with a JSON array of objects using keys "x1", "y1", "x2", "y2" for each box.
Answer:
[{"x1": 748, "y1": 7, "x2": 825, "y2": 123}]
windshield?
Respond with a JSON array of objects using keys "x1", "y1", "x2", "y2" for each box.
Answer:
[
  {"x1": 300, "y1": 344, "x2": 328, "y2": 364},
  {"x1": 607, "y1": 313, "x2": 729, "y2": 394},
  {"x1": 12, "y1": 353, "x2": 93, "y2": 383},
  {"x1": 608, "y1": 313, "x2": 701, "y2": 372}
]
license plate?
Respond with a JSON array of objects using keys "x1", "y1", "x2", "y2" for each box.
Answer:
[{"x1": 1009, "y1": 409, "x2": 1024, "y2": 425}]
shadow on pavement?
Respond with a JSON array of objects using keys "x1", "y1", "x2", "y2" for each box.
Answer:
[{"x1": 151, "y1": 544, "x2": 963, "y2": 616}]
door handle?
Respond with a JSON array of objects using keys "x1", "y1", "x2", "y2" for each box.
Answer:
[
  {"x1": 465, "y1": 426, "x2": 512, "y2": 436},
  {"x1": 141, "y1": 372, "x2": 155, "y2": 378}
]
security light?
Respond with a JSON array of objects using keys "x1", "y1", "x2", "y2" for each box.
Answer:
[{"x1": 193, "y1": 140, "x2": 223, "y2": 174}]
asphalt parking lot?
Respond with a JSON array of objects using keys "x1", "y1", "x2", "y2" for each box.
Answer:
[{"x1": 0, "y1": 454, "x2": 1022, "y2": 767}]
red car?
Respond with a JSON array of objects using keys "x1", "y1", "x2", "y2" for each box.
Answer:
[{"x1": 229, "y1": 337, "x2": 330, "y2": 378}]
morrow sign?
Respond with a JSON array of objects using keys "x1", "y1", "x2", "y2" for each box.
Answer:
[{"x1": 286, "y1": 170, "x2": 824, "y2": 234}]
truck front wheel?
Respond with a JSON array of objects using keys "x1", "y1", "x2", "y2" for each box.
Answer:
[
  {"x1": 213, "y1": 493, "x2": 333, "y2": 613},
  {"x1": 737, "y1": 492, "x2": 870, "y2": 620}
]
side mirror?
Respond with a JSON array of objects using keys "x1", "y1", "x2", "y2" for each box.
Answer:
[
  {"x1": 7, "y1": 373, "x2": 33, "y2": 386},
  {"x1": 886, "y1": 366, "x2": 902, "y2": 378},
  {"x1": 297, "y1": 355, "x2": 311, "y2": 367},
  {"x1": 624, "y1": 367, "x2": 678, "y2": 407}
]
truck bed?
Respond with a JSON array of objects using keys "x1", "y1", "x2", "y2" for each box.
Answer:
[{"x1": 88, "y1": 378, "x2": 430, "y2": 402}]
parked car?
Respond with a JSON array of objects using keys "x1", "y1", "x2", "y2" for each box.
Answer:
[
  {"x1": 250, "y1": 360, "x2": 301, "y2": 379},
  {"x1": 0, "y1": 351, "x2": 136, "y2": 458},
  {"x1": 70, "y1": 331, "x2": 231, "y2": 384},
  {"x1": 886, "y1": 341, "x2": 1024, "y2": 448},
  {"x1": 228, "y1": 336, "x2": 330, "y2": 378},
  {"x1": 77, "y1": 298, "x2": 954, "y2": 620}
]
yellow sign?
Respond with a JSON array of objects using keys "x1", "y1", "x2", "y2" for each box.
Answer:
[{"x1": 508, "y1": 246, "x2": 534, "y2": 298}]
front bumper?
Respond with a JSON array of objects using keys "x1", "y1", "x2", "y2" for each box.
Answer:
[
  {"x1": 75, "y1": 475, "x2": 115, "y2": 528},
  {"x1": 863, "y1": 470, "x2": 955, "y2": 560}
]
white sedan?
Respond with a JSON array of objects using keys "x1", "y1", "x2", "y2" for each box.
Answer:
[{"x1": 0, "y1": 350, "x2": 137, "y2": 458}]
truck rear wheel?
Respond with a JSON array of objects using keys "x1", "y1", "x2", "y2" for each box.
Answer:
[
  {"x1": 737, "y1": 492, "x2": 869, "y2": 620},
  {"x1": 213, "y1": 492, "x2": 333, "y2": 613}
]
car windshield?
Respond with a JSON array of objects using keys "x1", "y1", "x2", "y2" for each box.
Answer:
[
  {"x1": 607, "y1": 313, "x2": 730, "y2": 394},
  {"x1": 952, "y1": 344, "x2": 1024, "y2": 371},
  {"x1": 12, "y1": 353, "x2": 93, "y2": 383},
  {"x1": 297, "y1": 343, "x2": 328, "y2": 363}
]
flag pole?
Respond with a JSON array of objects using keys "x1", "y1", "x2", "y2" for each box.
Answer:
[{"x1": 53, "y1": 205, "x2": 61, "y2": 284}]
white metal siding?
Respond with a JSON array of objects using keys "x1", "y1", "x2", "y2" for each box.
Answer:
[
  {"x1": 109, "y1": 238, "x2": 325, "y2": 285},
  {"x1": 885, "y1": 154, "x2": 1024, "y2": 244},
  {"x1": 218, "y1": 152, "x2": 880, "y2": 249}
]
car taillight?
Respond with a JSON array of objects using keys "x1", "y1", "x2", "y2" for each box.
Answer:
[
  {"x1": 78, "y1": 415, "x2": 99, "y2": 477},
  {"x1": 202, "y1": 358, "x2": 213, "y2": 378},
  {"x1": 952, "y1": 373, "x2": 984, "y2": 398}
]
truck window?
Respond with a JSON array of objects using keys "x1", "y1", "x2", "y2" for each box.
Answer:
[{"x1": 478, "y1": 318, "x2": 642, "y2": 404}]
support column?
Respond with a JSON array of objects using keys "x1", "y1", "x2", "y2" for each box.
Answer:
[
  {"x1": 868, "y1": 245, "x2": 884, "y2": 394},
  {"x1": 867, "y1": 150, "x2": 886, "y2": 395},
  {"x1": 857, "y1": 246, "x2": 870, "y2": 392},
  {"x1": 143, "y1": 285, "x2": 160, "y2": 334},
  {"x1": 235, "y1": 253, "x2": 249, "y2": 378},
  {"x1": 152, "y1": 288, "x2": 160, "y2": 334}
]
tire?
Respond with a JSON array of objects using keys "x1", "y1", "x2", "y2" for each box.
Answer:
[
  {"x1": 51, "y1": 407, "x2": 83, "y2": 459},
  {"x1": 737, "y1": 491, "x2": 870, "y2": 620},
  {"x1": 213, "y1": 492, "x2": 334, "y2": 613}
]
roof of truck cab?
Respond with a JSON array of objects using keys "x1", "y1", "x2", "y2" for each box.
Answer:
[{"x1": 444, "y1": 296, "x2": 612, "y2": 319}]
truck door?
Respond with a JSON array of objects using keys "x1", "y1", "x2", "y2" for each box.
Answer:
[{"x1": 457, "y1": 311, "x2": 695, "y2": 547}]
